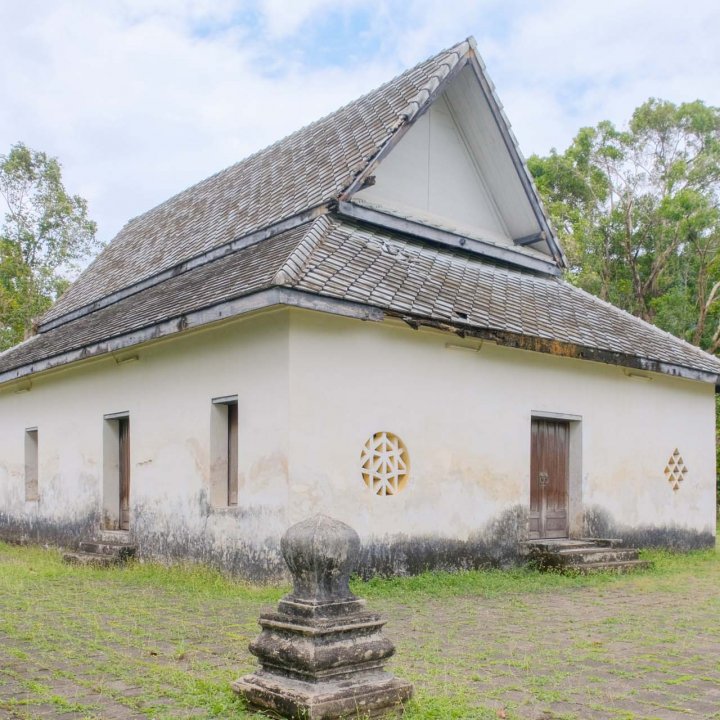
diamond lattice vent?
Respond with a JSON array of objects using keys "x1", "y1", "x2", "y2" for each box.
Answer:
[
  {"x1": 360, "y1": 431, "x2": 409, "y2": 496},
  {"x1": 664, "y1": 448, "x2": 688, "y2": 492}
]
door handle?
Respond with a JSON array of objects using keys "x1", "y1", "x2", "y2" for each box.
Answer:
[{"x1": 539, "y1": 472, "x2": 549, "y2": 487}]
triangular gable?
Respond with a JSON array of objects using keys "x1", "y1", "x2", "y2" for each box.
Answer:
[
  {"x1": 37, "y1": 38, "x2": 560, "y2": 337},
  {"x1": 344, "y1": 40, "x2": 566, "y2": 269}
]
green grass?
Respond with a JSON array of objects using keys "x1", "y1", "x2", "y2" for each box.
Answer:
[{"x1": 0, "y1": 539, "x2": 718, "y2": 719}]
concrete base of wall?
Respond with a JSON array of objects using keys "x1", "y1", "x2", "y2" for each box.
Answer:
[
  {"x1": 1, "y1": 503, "x2": 714, "y2": 580},
  {"x1": 583, "y1": 505, "x2": 716, "y2": 551}
]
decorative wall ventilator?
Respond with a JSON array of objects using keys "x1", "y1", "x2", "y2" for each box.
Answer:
[
  {"x1": 664, "y1": 448, "x2": 688, "y2": 492},
  {"x1": 361, "y1": 431, "x2": 409, "y2": 495}
]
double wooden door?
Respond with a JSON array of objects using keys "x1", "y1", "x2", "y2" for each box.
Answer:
[{"x1": 529, "y1": 419, "x2": 569, "y2": 540}]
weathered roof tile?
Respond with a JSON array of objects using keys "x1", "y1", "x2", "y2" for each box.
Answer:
[
  {"x1": 2, "y1": 216, "x2": 719, "y2": 381},
  {"x1": 41, "y1": 40, "x2": 472, "y2": 326}
]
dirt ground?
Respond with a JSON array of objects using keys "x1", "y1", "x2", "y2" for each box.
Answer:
[{"x1": 1, "y1": 544, "x2": 719, "y2": 719}]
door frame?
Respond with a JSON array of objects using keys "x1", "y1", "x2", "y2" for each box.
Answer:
[{"x1": 530, "y1": 411, "x2": 583, "y2": 538}]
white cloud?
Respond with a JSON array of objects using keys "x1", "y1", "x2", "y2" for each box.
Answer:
[
  {"x1": 258, "y1": 0, "x2": 347, "y2": 38},
  {"x1": 477, "y1": 0, "x2": 720, "y2": 152},
  {"x1": 1, "y1": 0, "x2": 718, "y2": 250}
]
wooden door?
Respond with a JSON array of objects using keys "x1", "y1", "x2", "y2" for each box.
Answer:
[
  {"x1": 119, "y1": 417, "x2": 130, "y2": 531},
  {"x1": 227, "y1": 403, "x2": 238, "y2": 506},
  {"x1": 529, "y1": 419, "x2": 569, "y2": 539}
]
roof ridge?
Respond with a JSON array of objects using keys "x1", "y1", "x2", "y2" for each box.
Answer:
[
  {"x1": 398, "y1": 39, "x2": 471, "y2": 123},
  {"x1": 273, "y1": 215, "x2": 334, "y2": 286}
]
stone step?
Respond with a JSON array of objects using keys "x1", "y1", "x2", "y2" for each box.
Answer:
[
  {"x1": 557, "y1": 548, "x2": 640, "y2": 565},
  {"x1": 524, "y1": 537, "x2": 650, "y2": 574},
  {"x1": 571, "y1": 559, "x2": 652, "y2": 575},
  {"x1": 100, "y1": 530, "x2": 131, "y2": 543},
  {"x1": 62, "y1": 551, "x2": 123, "y2": 567},
  {"x1": 78, "y1": 541, "x2": 136, "y2": 559},
  {"x1": 577, "y1": 537, "x2": 624, "y2": 548},
  {"x1": 525, "y1": 543, "x2": 599, "y2": 557},
  {"x1": 525, "y1": 539, "x2": 599, "y2": 551}
]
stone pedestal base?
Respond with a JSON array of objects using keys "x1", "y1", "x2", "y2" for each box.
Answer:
[
  {"x1": 233, "y1": 669, "x2": 413, "y2": 719},
  {"x1": 233, "y1": 515, "x2": 413, "y2": 719}
]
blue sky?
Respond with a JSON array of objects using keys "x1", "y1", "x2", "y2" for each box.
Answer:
[{"x1": 1, "y1": 0, "x2": 719, "y2": 247}]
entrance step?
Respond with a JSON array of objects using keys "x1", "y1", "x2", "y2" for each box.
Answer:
[
  {"x1": 62, "y1": 531, "x2": 136, "y2": 567},
  {"x1": 572, "y1": 559, "x2": 651, "y2": 575},
  {"x1": 79, "y1": 541, "x2": 136, "y2": 560},
  {"x1": 62, "y1": 551, "x2": 124, "y2": 567},
  {"x1": 99, "y1": 530, "x2": 132, "y2": 544},
  {"x1": 524, "y1": 538, "x2": 651, "y2": 574}
]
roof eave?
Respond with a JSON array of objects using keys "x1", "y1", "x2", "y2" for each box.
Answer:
[
  {"x1": 391, "y1": 311, "x2": 720, "y2": 385},
  {"x1": 0, "y1": 288, "x2": 383, "y2": 388},
  {"x1": 3, "y1": 286, "x2": 718, "y2": 389}
]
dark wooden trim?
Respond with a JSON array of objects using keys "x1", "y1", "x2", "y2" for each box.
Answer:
[
  {"x1": 391, "y1": 311, "x2": 720, "y2": 386},
  {"x1": 227, "y1": 403, "x2": 238, "y2": 506},
  {"x1": 118, "y1": 416, "x2": 130, "y2": 532},
  {"x1": 337, "y1": 201, "x2": 561, "y2": 276},
  {"x1": 515, "y1": 232, "x2": 546, "y2": 247}
]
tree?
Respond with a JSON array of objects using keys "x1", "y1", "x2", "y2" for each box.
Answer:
[
  {"x1": 528, "y1": 99, "x2": 720, "y2": 352},
  {"x1": 0, "y1": 143, "x2": 99, "y2": 349}
]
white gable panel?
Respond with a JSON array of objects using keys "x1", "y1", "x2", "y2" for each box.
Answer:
[
  {"x1": 357, "y1": 95, "x2": 512, "y2": 245},
  {"x1": 444, "y1": 66, "x2": 543, "y2": 245},
  {"x1": 356, "y1": 65, "x2": 554, "y2": 258}
]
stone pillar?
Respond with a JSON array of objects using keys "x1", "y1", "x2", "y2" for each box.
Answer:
[{"x1": 232, "y1": 514, "x2": 413, "y2": 719}]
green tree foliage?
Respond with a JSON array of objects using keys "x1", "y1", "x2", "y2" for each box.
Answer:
[
  {"x1": 0, "y1": 143, "x2": 99, "y2": 349},
  {"x1": 528, "y1": 99, "x2": 720, "y2": 352},
  {"x1": 529, "y1": 100, "x2": 720, "y2": 504}
]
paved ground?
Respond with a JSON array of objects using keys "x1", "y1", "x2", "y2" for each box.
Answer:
[
  {"x1": 0, "y1": 544, "x2": 719, "y2": 719},
  {"x1": 384, "y1": 578, "x2": 720, "y2": 719}
]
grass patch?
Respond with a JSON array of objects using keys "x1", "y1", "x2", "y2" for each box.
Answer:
[{"x1": 0, "y1": 538, "x2": 718, "y2": 719}]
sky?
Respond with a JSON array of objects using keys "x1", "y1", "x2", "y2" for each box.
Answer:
[{"x1": 1, "y1": 0, "x2": 720, "y2": 246}]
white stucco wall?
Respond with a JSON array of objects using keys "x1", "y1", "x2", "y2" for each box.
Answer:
[
  {"x1": 0, "y1": 310, "x2": 291, "y2": 576},
  {"x1": 0, "y1": 306, "x2": 715, "y2": 577},
  {"x1": 286, "y1": 310, "x2": 717, "y2": 544}
]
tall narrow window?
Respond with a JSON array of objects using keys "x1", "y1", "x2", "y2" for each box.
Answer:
[
  {"x1": 24, "y1": 428, "x2": 38, "y2": 501},
  {"x1": 211, "y1": 396, "x2": 239, "y2": 507}
]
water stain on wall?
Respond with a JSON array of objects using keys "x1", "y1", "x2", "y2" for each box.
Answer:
[{"x1": 583, "y1": 504, "x2": 715, "y2": 550}]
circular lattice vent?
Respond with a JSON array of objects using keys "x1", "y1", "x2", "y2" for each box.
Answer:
[{"x1": 360, "y1": 431, "x2": 409, "y2": 496}]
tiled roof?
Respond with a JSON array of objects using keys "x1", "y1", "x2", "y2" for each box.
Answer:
[
  {"x1": 41, "y1": 40, "x2": 473, "y2": 325},
  {"x1": 3, "y1": 216, "x2": 719, "y2": 380},
  {"x1": 281, "y1": 218, "x2": 720, "y2": 377},
  {"x1": 0, "y1": 223, "x2": 309, "y2": 375},
  {"x1": 3, "y1": 38, "x2": 717, "y2": 385}
]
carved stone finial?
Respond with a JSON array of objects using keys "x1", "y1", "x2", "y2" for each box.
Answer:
[
  {"x1": 281, "y1": 514, "x2": 360, "y2": 603},
  {"x1": 233, "y1": 514, "x2": 413, "y2": 719}
]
